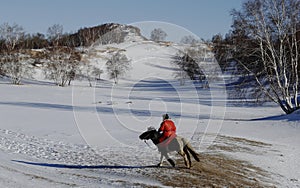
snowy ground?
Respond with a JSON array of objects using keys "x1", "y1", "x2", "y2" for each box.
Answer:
[
  {"x1": 0, "y1": 40, "x2": 300, "y2": 187},
  {"x1": 0, "y1": 77, "x2": 299, "y2": 187}
]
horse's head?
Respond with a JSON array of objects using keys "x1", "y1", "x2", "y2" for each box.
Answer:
[{"x1": 139, "y1": 127, "x2": 160, "y2": 143}]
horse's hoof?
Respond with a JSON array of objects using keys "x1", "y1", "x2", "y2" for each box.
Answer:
[{"x1": 157, "y1": 163, "x2": 162, "y2": 167}]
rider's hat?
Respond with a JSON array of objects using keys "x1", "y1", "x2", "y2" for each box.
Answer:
[{"x1": 162, "y1": 113, "x2": 169, "y2": 120}]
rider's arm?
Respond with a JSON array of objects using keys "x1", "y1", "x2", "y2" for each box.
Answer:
[{"x1": 158, "y1": 122, "x2": 164, "y2": 132}]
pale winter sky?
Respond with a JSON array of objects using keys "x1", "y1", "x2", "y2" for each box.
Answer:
[{"x1": 0, "y1": 0, "x2": 244, "y2": 40}]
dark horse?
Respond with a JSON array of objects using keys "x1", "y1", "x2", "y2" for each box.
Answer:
[{"x1": 139, "y1": 127, "x2": 200, "y2": 168}]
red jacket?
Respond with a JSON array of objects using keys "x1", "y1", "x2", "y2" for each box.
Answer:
[{"x1": 158, "y1": 119, "x2": 176, "y2": 144}]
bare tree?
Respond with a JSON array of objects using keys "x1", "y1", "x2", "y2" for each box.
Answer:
[
  {"x1": 91, "y1": 67, "x2": 103, "y2": 81},
  {"x1": 0, "y1": 23, "x2": 33, "y2": 84},
  {"x1": 0, "y1": 60, "x2": 4, "y2": 76},
  {"x1": 44, "y1": 47, "x2": 81, "y2": 86},
  {"x1": 229, "y1": 0, "x2": 300, "y2": 114},
  {"x1": 0, "y1": 22, "x2": 25, "y2": 51},
  {"x1": 80, "y1": 49, "x2": 104, "y2": 87},
  {"x1": 172, "y1": 52, "x2": 190, "y2": 86},
  {"x1": 172, "y1": 50, "x2": 202, "y2": 85},
  {"x1": 150, "y1": 28, "x2": 167, "y2": 42},
  {"x1": 106, "y1": 51, "x2": 131, "y2": 84},
  {"x1": 47, "y1": 24, "x2": 63, "y2": 46},
  {"x1": 83, "y1": 64, "x2": 103, "y2": 87},
  {"x1": 97, "y1": 26, "x2": 125, "y2": 45},
  {"x1": 1, "y1": 52, "x2": 34, "y2": 84},
  {"x1": 180, "y1": 35, "x2": 199, "y2": 45},
  {"x1": 172, "y1": 47, "x2": 211, "y2": 86}
]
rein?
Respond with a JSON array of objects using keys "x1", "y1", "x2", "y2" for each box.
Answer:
[{"x1": 143, "y1": 140, "x2": 157, "y2": 150}]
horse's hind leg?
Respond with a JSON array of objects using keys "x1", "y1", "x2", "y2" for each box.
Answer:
[
  {"x1": 184, "y1": 146, "x2": 192, "y2": 168},
  {"x1": 179, "y1": 149, "x2": 190, "y2": 168}
]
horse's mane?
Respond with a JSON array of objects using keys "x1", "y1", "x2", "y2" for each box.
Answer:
[{"x1": 139, "y1": 129, "x2": 157, "y2": 140}]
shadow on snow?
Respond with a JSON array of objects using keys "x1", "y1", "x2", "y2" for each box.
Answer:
[
  {"x1": 251, "y1": 113, "x2": 300, "y2": 122},
  {"x1": 12, "y1": 160, "x2": 180, "y2": 170},
  {"x1": 0, "y1": 101, "x2": 209, "y2": 120}
]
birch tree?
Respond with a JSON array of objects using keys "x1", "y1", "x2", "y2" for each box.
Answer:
[
  {"x1": 230, "y1": 0, "x2": 300, "y2": 114},
  {"x1": 84, "y1": 64, "x2": 103, "y2": 87},
  {"x1": 0, "y1": 23, "x2": 25, "y2": 51},
  {"x1": 106, "y1": 51, "x2": 131, "y2": 84},
  {"x1": 47, "y1": 24, "x2": 63, "y2": 46},
  {"x1": 1, "y1": 53, "x2": 34, "y2": 84},
  {"x1": 44, "y1": 47, "x2": 81, "y2": 86},
  {"x1": 0, "y1": 23, "x2": 33, "y2": 84}
]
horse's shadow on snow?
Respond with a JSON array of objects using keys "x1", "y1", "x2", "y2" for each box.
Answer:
[{"x1": 12, "y1": 160, "x2": 178, "y2": 170}]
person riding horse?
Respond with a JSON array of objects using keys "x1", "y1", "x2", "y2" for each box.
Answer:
[
  {"x1": 139, "y1": 115, "x2": 200, "y2": 168},
  {"x1": 158, "y1": 114, "x2": 177, "y2": 148}
]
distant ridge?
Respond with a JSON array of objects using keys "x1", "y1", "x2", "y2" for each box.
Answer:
[{"x1": 59, "y1": 23, "x2": 146, "y2": 47}]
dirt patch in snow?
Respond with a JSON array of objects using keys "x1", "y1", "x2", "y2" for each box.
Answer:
[
  {"x1": 149, "y1": 153, "x2": 275, "y2": 188},
  {"x1": 144, "y1": 135, "x2": 276, "y2": 188}
]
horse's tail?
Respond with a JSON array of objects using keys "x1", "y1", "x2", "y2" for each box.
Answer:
[{"x1": 183, "y1": 139, "x2": 200, "y2": 162}]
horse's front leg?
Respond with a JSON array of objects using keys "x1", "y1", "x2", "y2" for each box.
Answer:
[
  {"x1": 164, "y1": 152, "x2": 175, "y2": 167},
  {"x1": 158, "y1": 152, "x2": 175, "y2": 167},
  {"x1": 157, "y1": 152, "x2": 164, "y2": 167}
]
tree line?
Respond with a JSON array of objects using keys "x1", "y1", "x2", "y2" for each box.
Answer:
[
  {"x1": 212, "y1": 0, "x2": 300, "y2": 114},
  {"x1": 0, "y1": 23, "x2": 135, "y2": 86},
  {"x1": 0, "y1": 23, "x2": 133, "y2": 51},
  {"x1": 0, "y1": 20, "x2": 208, "y2": 87},
  {"x1": 0, "y1": 21, "x2": 214, "y2": 99}
]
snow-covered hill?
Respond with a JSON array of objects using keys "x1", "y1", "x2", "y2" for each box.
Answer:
[{"x1": 0, "y1": 28, "x2": 299, "y2": 187}]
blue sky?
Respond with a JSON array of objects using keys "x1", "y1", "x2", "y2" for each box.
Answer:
[{"x1": 0, "y1": 0, "x2": 244, "y2": 40}]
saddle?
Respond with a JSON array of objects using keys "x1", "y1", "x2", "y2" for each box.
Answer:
[{"x1": 158, "y1": 134, "x2": 177, "y2": 148}]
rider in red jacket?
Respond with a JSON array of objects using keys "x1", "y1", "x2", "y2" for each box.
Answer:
[{"x1": 158, "y1": 114, "x2": 176, "y2": 147}]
